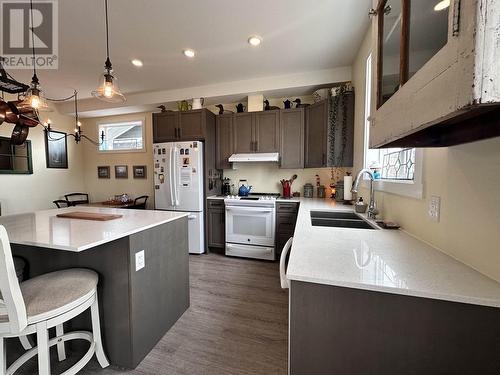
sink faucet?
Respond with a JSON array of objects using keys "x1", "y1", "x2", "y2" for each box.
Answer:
[{"x1": 351, "y1": 169, "x2": 378, "y2": 219}]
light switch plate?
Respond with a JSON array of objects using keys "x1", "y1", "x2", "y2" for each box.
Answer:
[
  {"x1": 428, "y1": 196, "x2": 441, "y2": 222},
  {"x1": 135, "y1": 250, "x2": 145, "y2": 271}
]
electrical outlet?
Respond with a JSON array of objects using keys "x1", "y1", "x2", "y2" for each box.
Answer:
[
  {"x1": 428, "y1": 196, "x2": 441, "y2": 222},
  {"x1": 135, "y1": 250, "x2": 145, "y2": 271}
]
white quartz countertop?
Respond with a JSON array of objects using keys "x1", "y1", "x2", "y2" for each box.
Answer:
[
  {"x1": 287, "y1": 198, "x2": 500, "y2": 308},
  {"x1": 0, "y1": 207, "x2": 188, "y2": 252}
]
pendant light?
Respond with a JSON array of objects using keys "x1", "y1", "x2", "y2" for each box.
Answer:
[
  {"x1": 23, "y1": 0, "x2": 50, "y2": 111},
  {"x1": 91, "y1": 0, "x2": 125, "y2": 103}
]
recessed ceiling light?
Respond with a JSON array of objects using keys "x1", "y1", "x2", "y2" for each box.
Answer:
[
  {"x1": 248, "y1": 35, "x2": 262, "y2": 47},
  {"x1": 131, "y1": 59, "x2": 143, "y2": 67},
  {"x1": 434, "y1": 0, "x2": 450, "y2": 11},
  {"x1": 183, "y1": 49, "x2": 195, "y2": 58}
]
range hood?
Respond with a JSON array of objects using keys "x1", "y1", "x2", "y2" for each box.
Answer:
[{"x1": 228, "y1": 153, "x2": 279, "y2": 163}]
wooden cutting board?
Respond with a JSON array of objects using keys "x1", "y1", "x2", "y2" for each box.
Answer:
[{"x1": 56, "y1": 211, "x2": 123, "y2": 221}]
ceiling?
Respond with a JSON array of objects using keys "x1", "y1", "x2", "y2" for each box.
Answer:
[{"x1": 8, "y1": 0, "x2": 371, "y2": 113}]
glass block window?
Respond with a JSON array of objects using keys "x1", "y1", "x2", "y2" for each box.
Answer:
[
  {"x1": 99, "y1": 121, "x2": 144, "y2": 152},
  {"x1": 367, "y1": 148, "x2": 416, "y2": 180}
]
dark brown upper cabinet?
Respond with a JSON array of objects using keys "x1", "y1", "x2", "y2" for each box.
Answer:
[
  {"x1": 179, "y1": 110, "x2": 205, "y2": 140},
  {"x1": 216, "y1": 114, "x2": 234, "y2": 169},
  {"x1": 371, "y1": 0, "x2": 500, "y2": 148},
  {"x1": 153, "y1": 109, "x2": 214, "y2": 142},
  {"x1": 153, "y1": 111, "x2": 178, "y2": 142},
  {"x1": 328, "y1": 90, "x2": 355, "y2": 167},
  {"x1": 305, "y1": 94, "x2": 354, "y2": 168},
  {"x1": 254, "y1": 110, "x2": 280, "y2": 153},
  {"x1": 233, "y1": 111, "x2": 280, "y2": 153},
  {"x1": 233, "y1": 112, "x2": 255, "y2": 153},
  {"x1": 305, "y1": 100, "x2": 328, "y2": 168},
  {"x1": 280, "y1": 108, "x2": 304, "y2": 169}
]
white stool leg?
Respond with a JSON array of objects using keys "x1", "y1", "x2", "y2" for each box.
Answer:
[
  {"x1": 90, "y1": 296, "x2": 109, "y2": 368},
  {"x1": 36, "y1": 321, "x2": 51, "y2": 375},
  {"x1": 0, "y1": 337, "x2": 6, "y2": 375},
  {"x1": 55, "y1": 324, "x2": 66, "y2": 361},
  {"x1": 19, "y1": 335, "x2": 33, "y2": 350}
]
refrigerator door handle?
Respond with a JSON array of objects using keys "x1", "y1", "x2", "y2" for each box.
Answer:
[
  {"x1": 169, "y1": 147, "x2": 175, "y2": 206},
  {"x1": 173, "y1": 147, "x2": 180, "y2": 206}
]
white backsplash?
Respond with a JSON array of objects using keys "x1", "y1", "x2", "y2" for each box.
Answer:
[{"x1": 223, "y1": 164, "x2": 352, "y2": 197}]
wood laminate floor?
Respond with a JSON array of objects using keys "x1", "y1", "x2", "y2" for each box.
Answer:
[{"x1": 10, "y1": 253, "x2": 288, "y2": 375}]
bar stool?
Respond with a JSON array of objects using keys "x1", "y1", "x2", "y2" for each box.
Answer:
[
  {"x1": 279, "y1": 237, "x2": 293, "y2": 289},
  {"x1": 0, "y1": 225, "x2": 109, "y2": 375}
]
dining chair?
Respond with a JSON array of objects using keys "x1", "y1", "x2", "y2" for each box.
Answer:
[
  {"x1": 0, "y1": 225, "x2": 109, "y2": 375},
  {"x1": 63, "y1": 193, "x2": 89, "y2": 206},
  {"x1": 53, "y1": 200, "x2": 70, "y2": 209},
  {"x1": 129, "y1": 195, "x2": 149, "y2": 209}
]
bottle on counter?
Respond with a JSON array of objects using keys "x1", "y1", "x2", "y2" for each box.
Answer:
[{"x1": 303, "y1": 183, "x2": 314, "y2": 198}]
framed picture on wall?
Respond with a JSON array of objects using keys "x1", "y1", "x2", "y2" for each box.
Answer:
[
  {"x1": 115, "y1": 165, "x2": 128, "y2": 178},
  {"x1": 45, "y1": 130, "x2": 68, "y2": 169},
  {"x1": 97, "y1": 166, "x2": 110, "y2": 179},
  {"x1": 133, "y1": 165, "x2": 147, "y2": 178}
]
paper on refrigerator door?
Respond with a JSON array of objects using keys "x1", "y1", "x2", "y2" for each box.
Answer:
[{"x1": 180, "y1": 166, "x2": 192, "y2": 186}]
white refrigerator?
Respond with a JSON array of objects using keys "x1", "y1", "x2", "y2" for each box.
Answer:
[{"x1": 153, "y1": 141, "x2": 205, "y2": 254}]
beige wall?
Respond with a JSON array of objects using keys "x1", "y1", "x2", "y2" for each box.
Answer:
[
  {"x1": 81, "y1": 113, "x2": 154, "y2": 208},
  {"x1": 352, "y1": 28, "x2": 500, "y2": 283},
  {"x1": 223, "y1": 164, "x2": 351, "y2": 196},
  {"x1": 0, "y1": 103, "x2": 85, "y2": 215}
]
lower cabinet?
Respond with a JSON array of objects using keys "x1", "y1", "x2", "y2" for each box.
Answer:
[
  {"x1": 290, "y1": 281, "x2": 500, "y2": 375},
  {"x1": 207, "y1": 200, "x2": 298, "y2": 256},
  {"x1": 276, "y1": 202, "x2": 299, "y2": 257},
  {"x1": 207, "y1": 199, "x2": 225, "y2": 248}
]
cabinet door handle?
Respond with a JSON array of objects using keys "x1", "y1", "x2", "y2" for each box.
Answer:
[
  {"x1": 175, "y1": 128, "x2": 178, "y2": 138},
  {"x1": 177, "y1": 128, "x2": 181, "y2": 139},
  {"x1": 322, "y1": 153, "x2": 326, "y2": 166}
]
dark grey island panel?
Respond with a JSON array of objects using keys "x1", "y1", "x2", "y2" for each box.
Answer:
[
  {"x1": 11, "y1": 217, "x2": 189, "y2": 369},
  {"x1": 290, "y1": 280, "x2": 500, "y2": 375}
]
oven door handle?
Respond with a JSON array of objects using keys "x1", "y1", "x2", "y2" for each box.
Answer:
[{"x1": 225, "y1": 207, "x2": 274, "y2": 213}]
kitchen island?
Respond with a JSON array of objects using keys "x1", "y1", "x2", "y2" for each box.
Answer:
[
  {"x1": 287, "y1": 198, "x2": 500, "y2": 375},
  {"x1": 0, "y1": 207, "x2": 190, "y2": 369}
]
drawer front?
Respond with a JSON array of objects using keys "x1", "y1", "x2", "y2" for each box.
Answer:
[
  {"x1": 207, "y1": 199, "x2": 225, "y2": 209},
  {"x1": 276, "y1": 202, "x2": 299, "y2": 213},
  {"x1": 277, "y1": 213, "x2": 298, "y2": 232}
]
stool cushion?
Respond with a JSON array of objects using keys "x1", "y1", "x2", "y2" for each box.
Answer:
[{"x1": 20, "y1": 269, "x2": 98, "y2": 323}]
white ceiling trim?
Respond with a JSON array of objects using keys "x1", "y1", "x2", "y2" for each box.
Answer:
[{"x1": 58, "y1": 66, "x2": 351, "y2": 118}]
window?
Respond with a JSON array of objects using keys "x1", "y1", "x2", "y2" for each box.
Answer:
[
  {"x1": 98, "y1": 120, "x2": 144, "y2": 152},
  {"x1": 0, "y1": 136, "x2": 33, "y2": 174},
  {"x1": 364, "y1": 53, "x2": 423, "y2": 198}
]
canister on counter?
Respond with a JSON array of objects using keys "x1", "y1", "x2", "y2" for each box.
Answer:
[
  {"x1": 303, "y1": 183, "x2": 314, "y2": 198},
  {"x1": 335, "y1": 182, "x2": 344, "y2": 202},
  {"x1": 317, "y1": 185, "x2": 326, "y2": 198}
]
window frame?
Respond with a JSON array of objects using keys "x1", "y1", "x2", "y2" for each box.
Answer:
[
  {"x1": 97, "y1": 118, "x2": 146, "y2": 154},
  {"x1": 363, "y1": 53, "x2": 424, "y2": 199}
]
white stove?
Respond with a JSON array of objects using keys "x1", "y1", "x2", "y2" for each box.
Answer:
[
  {"x1": 224, "y1": 193, "x2": 278, "y2": 260},
  {"x1": 224, "y1": 194, "x2": 278, "y2": 207}
]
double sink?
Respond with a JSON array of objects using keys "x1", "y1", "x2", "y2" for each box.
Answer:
[{"x1": 310, "y1": 210, "x2": 378, "y2": 230}]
